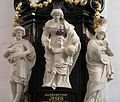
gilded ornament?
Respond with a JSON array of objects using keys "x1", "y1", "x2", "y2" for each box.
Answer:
[
  {"x1": 30, "y1": 0, "x2": 52, "y2": 9},
  {"x1": 14, "y1": 2, "x2": 22, "y2": 26}
]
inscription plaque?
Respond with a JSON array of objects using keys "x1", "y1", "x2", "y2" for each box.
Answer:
[{"x1": 36, "y1": 88, "x2": 73, "y2": 102}]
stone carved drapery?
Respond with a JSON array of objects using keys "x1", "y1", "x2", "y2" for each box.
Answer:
[
  {"x1": 41, "y1": 8, "x2": 81, "y2": 89},
  {"x1": 4, "y1": 26, "x2": 36, "y2": 102}
]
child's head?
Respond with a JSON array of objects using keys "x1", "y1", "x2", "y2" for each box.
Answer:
[{"x1": 55, "y1": 36, "x2": 65, "y2": 46}]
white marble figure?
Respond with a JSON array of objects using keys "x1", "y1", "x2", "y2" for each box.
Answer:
[
  {"x1": 41, "y1": 8, "x2": 81, "y2": 89},
  {"x1": 4, "y1": 26, "x2": 36, "y2": 102},
  {"x1": 84, "y1": 22, "x2": 114, "y2": 102}
]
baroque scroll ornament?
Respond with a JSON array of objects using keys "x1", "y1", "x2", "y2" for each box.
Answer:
[{"x1": 14, "y1": 2, "x2": 22, "y2": 26}]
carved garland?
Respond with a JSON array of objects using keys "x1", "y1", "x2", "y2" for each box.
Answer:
[
  {"x1": 29, "y1": 0, "x2": 88, "y2": 9},
  {"x1": 65, "y1": 0, "x2": 88, "y2": 6},
  {"x1": 29, "y1": 0, "x2": 52, "y2": 9}
]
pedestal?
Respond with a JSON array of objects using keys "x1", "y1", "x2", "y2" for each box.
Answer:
[{"x1": 34, "y1": 88, "x2": 75, "y2": 102}]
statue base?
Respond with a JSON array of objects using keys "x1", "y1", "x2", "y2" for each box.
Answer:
[{"x1": 32, "y1": 87, "x2": 77, "y2": 102}]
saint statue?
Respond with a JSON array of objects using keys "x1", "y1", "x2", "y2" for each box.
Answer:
[
  {"x1": 4, "y1": 26, "x2": 36, "y2": 102},
  {"x1": 84, "y1": 18, "x2": 114, "y2": 102},
  {"x1": 41, "y1": 8, "x2": 81, "y2": 89}
]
